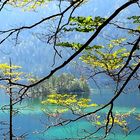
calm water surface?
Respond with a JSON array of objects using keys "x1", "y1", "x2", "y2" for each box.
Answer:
[{"x1": 0, "y1": 88, "x2": 140, "y2": 140}]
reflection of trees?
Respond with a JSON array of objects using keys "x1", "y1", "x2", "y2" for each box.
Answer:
[{"x1": 30, "y1": 73, "x2": 90, "y2": 99}]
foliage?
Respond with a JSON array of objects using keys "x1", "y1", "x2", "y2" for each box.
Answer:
[
  {"x1": 41, "y1": 93, "x2": 138, "y2": 135},
  {"x1": 41, "y1": 93, "x2": 98, "y2": 114},
  {"x1": 128, "y1": 16, "x2": 140, "y2": 24},
  {"x1": 0, "y1": 63, "x2": 21, "y2": 70},
  {"x1": 8, "y1": 0, "x2": 49, "y2": 11},
  {"x1": 53, "y1": 13, "x2": 140, "y2": 137},
  {"x1": 0, "y1": 63, "x2": 23, "y2": 83},
  {"x1": 0, "y1": 63, "x2": 35, "y2": 84},
  {"x1": 30, "y1": 73, "x2": 90, "y2": 98},
  {"x1": 63, "y1": 16, "x2": 106, "y2": 32},
  {"x1": 57, "y1": 37, "x2": 131, "y2": 72},
  {"x1": 80, "y1": 38, "x2": 130, "y2": 71},
  {"x1": 58, "y1": 15, "x2": 139, "y2": 80},
  {"x1": 56, "y1": 42, "x2": 102, "y2": 50},
  {"x1": 128, "y1": 16, "x2": 140, "y2": 31},
  {"x1": 0, "y1": 0, "x2": 139, "y2": 139}
]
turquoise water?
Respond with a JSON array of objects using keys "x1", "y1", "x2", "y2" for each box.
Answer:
[{"x1": 0, "y1": 88, "x2": 140, "y2": 139}]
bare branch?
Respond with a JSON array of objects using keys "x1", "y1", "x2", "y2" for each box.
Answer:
[{"x1": 23, "y1": 0, "x2": 138, "y2": 89}]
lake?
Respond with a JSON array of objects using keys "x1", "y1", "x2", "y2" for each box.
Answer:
[{"x1": 0, "y1": 88, "x2": 140, "y2": 140}]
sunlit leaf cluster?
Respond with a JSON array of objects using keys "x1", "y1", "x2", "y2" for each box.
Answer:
[
  {"x1": 63, "y1": 16, "x2": 106, "y2": 32},
  {"x1": 79, "y1": 38, "x2": 133, "y2": 71},
  {"x1": 0, "y1": 63, "x2": 35, "y2": 84},
  {"x1": 107, "y1": 108, "x2": 136, "y2": 133},
  {"x1": 41, "y1": 93, "x2": 98, "y2": 114},
  {"x1": 8, "y1": 0, "x2": 49, "y2": 10},
  {"x1": 0, "y1": 63, "x2": 21, "y2": 70},
  {"x1": 128, "y1": 16, "x2": 140, "y2": 31},
  {"x1": 58, "y1": 14, "x2": 136, "y2": 73},
  {"x1": 58, "y1": 37, "x2": 130, "y2": 71},
  {"x1": 56, "y1": 42, "x2": 103, "y2": 50},
  {"x1": 128, "y1": 16, "x2": 140, "y2": 24},
  {"x1": 80, "y1": 48, "x2": 129, "y2": 71},
  {"x1": 0, "y1": 63, "x2": 23, "y2": 82}
]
